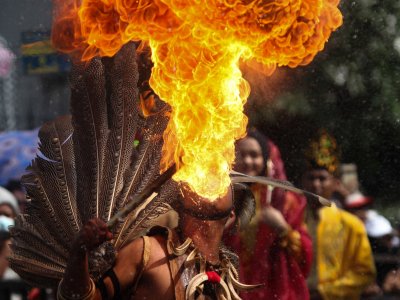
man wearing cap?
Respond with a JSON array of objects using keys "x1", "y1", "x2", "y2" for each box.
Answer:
[
  {"x1": 0, "y1": 187, "x2": 20, "y2": 280},
  {"x1": 341, "y1": 179, "x2": 400, "y2": 295},
  {"x1": 0, "y1": 192, "x2": 20, "y2": 287},
  {"x1": 0, "y1": 187, "x2": 19, "y2": 219},
  {"x1": 364, "y1": 209, "x2": 400, "y2": 294},
  {"x1": 301, "y1": 131, "x2": 376, "y2": 300}
]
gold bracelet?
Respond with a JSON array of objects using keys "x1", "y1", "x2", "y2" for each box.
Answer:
[
  {"x1": 279, "y1": 228, "x2": 302, "y2": 259},
  {"x1": 57, "y1": 278, "x2": 96, "y2": 300}
]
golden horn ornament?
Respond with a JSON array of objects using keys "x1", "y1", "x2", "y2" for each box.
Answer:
[
  {"x1": 219, "y1": 265, "x2": 241, "y2": 300},
  {"x1": 170, "y1": 237, "x2": 193, "y2": 256},
  {"x1": 229, "y1": 263, "x2": 239, "y2": 279},
  {"x1": 227, "y1": 278, "x2": 242, "y2": 300},
  {"x1": 184, "y1": 248, "x2": 199, "y2": 268},
  {"x1": 228, "y1": 267, "x2": 263, "y2": 291},
  {"x1": 220, "y1": 262, "x2": 239, "y2": 300},
  {"x1": 199, "y1": 258, "x2": 207, "y2": 273},
  {"x1": 195, "y1": 284, "x2": 204, "y2": 295},
  {"x1": 217, "y1": 288, "x2": 229, "y2": 300}
]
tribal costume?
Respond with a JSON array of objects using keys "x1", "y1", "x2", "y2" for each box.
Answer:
[
  {"x1": 135, "y1": 226, "x2": 246, "y2": 300},
  {"x1": 8, "y1": 39, "x2": 331, "y2": 300},
  {"x1": 9, "y1": 43, "x2": 256, "y2": 300}
]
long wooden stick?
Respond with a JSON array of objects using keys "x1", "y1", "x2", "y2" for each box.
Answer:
[{"x1": 107, "y1": 164, "x2": 176, "y2": 228}]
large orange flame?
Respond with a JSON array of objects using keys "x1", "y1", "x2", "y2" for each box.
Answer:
[{"x1": 52, "y1": 0, "x2": 342, "y2": 200}]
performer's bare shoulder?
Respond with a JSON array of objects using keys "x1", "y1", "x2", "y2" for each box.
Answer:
[{"x1": 113, "y1": 234, "x2": 174, "y2": 299}]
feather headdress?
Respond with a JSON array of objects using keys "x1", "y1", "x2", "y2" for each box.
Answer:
[
  {"x1": 305, "y1": 129, "x2": 340, "y2": 175},
  {"x1": 9, "y1": 43, "x2": 329, "y2": 290},
  {"x1": 9, "y1": 43, "x2": 179, "y2": 287}
]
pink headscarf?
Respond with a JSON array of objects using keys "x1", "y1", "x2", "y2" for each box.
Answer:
[{"x1": 0, "y1": 40, "x2": 15, "y2": 78}]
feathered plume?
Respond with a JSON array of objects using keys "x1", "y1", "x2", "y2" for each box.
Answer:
[
  {"x1": 230, "y1": 171, "x2": 331, "y2": 207},
  {"x1": 9, "y1": 43, "x2": 179, "y2": 287},
  {"x1": 232, "y1": 183, "x2": 255, "y2": 228}
]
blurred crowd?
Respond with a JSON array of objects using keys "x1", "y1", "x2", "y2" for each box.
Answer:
[
  {"x1": 0, "y1": 128, "x2": 399, "y2": 300},
  {"x1": 0, "y1": 181, "x2": 55, "y2": 300},
  {"x1": 224, "y1": 128, "x2": 400, "y2": 300}
]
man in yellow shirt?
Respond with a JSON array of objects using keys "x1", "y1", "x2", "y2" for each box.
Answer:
[{"x1": 302, "y1": 131, "x2": 376, "y2": 300}]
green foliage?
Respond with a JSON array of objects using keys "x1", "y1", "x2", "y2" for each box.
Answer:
[{"x1": 246, "y1": 0, "x2": 400, "y2": 203}]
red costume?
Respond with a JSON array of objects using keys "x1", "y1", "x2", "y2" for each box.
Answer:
[{"x1": 226, "y1": 140, "x2": 313, "y2": 300}]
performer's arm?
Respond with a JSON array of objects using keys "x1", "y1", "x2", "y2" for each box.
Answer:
[
  {"x1": 260, "y1": 193, "x2": 313, "y2": 276},
  {"x1": 259, "y1": 206, "x2": 290, "y2": 233},
  {"x1": 58, "y1": 218, "x2": 111, "y2": 300},
  {"x1": 58, "y1": 219, "x2": 146, "y2": 300}
]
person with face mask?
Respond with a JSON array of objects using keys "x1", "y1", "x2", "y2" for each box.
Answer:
[
  {"x1": 0, "y1": 187, "x2": 19, "y2": 219},
  {"x1": 225, "y1": 128, "x2": 313, "y2": 300}
]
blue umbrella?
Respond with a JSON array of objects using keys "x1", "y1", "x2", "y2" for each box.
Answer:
[{"x1": 0, "y1": 129, "x2": 39, "y2": 185}]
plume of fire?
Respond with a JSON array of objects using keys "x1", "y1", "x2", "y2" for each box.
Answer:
[{"x1": 52, "y1": 0, "x2": 342, "y2": 200}]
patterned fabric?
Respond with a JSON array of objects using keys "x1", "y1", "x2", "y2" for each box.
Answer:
[
  {"x1": 0, "y1": 129, "x2": 39, "y2": 185},
  {"x1": 225, "y1": 140, "x2": 313, "y2": 300},
  {"x1": 315, "y1": 205, "x2": 376, "y2": 300}
]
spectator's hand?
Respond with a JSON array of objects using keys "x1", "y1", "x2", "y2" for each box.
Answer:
[
  {"x1": 259, "y1": 206, "x2": 289, "y2": 234},
  {"x1": 363, "y1": 282, "x2": 382, "y2": 296},
  {"x1": 383, "y1": 269, "x2": 400, "y2": 294},
  {"x1": 75, "y1": 218, "x2": 112, "y2": 252}
]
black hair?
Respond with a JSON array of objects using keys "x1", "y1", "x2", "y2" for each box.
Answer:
[
  {"x1": 4, "y1": 180, "x2": 23, "y2": 192},
  {"x1": 246, "y1": 128, "x2": 269, "y2": 175},
  {"x1": 305, "y1": 161, "x2": 340, "y2": 178},
  {"x1": 232, "y1": 183, "x2": 255, "y2": 228}
]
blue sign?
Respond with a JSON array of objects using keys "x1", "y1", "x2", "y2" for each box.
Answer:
[{"x1": 21, "y1": 30, "x2": 70, "y2": 75}]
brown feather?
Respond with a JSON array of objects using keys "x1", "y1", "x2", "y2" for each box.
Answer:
[
  {"x1": 112, "y1": 108, "x2": 170, "y2": 244},
  {"x1": 10, "y1": 42, "x2": 180, "y2": 287},
  {"x1": 97, "y1": 46, "x2": 139, "y2": 222},
  {"x1": 21, "y1": 116, "x2": 79, "y2": 243},
  {"x1": 70, "y1": 57, "x2": 108, "y2": 222},
  {"x1": 117, "y1": 180, "x2": 179, "y2": 248}
]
